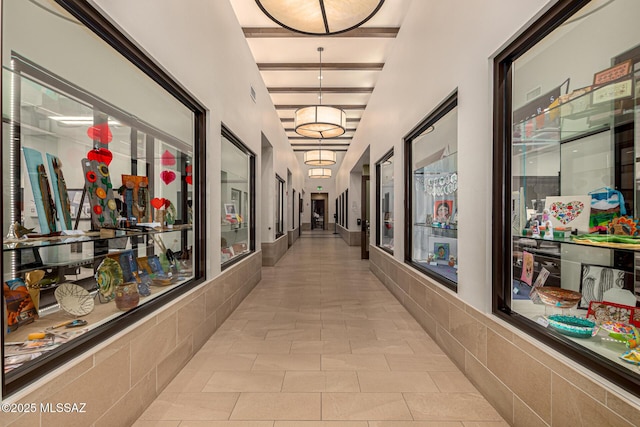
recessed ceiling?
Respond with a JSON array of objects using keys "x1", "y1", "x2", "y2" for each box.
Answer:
[{"x1": 229, "y1": 0, "x2": 412, "y2": 151}]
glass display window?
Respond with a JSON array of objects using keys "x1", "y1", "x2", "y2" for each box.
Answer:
[
  {"x1": 2, "y1": 0, "x2": 205, "y2": 395},
  {"x1": 376, "y1": 149, "x2": 394, "y2": 253},
  {"x1": 221, "y1": 126, "x2": 255, "y2": 268},
  {"x1": 276, "y1": 175, "x2": 284, "y2": 238},
  {"x1": 494, "y1": 0, "x2": 640, "y2": 397},
  {"x1": 405, "y1": 92, "x2": 458, "y2": 290}
]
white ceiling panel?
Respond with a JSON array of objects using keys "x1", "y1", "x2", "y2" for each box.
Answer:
[
  {"x1": 270, "y1": 93, "x2": 371, "y2": 106},
  {"x1": 246, "y1": 38, "x2": 395, "y2": 63},
  {"x1": 261, "y1": 70, "x2": 381, "y2": 88}
]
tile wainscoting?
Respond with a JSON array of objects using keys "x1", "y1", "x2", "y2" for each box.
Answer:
[
  {"x1": 1, "y1": 252, "x2": 262, "y2": 427},
  {"x1": 370, "y1": 246, "x2": 640, "y2": 426},
  {"x1": 262, "y1": 234, "x2": 289, "y2": 266},
  {"x1": 337, "y1": 225, "x2": 361, "y2": 247}
]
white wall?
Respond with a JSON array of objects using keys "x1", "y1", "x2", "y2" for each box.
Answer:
[
  {"x1": 338, "y1": 0, "x2": 552, "y2": 310},
  {"x1": 89, "y1": 0, "x2": 303, "y2": 270}
]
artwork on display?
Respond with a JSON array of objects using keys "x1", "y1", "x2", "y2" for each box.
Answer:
[
  {"x1": 121, "y1": 175, "x2": 151, "y2": 223},
  {"x1": 433, "y1": 242, "x2": 450, "y2": 260},
  {"x1": 579, "y1": 263, "x2": 629, "y2": 309},
  {"x1": 82, "y1": 158, "x2": 117, "y2": 229},
  {"x1": 23, "y1": 147, "x2": 57, "y2": 235},
  {"x1": 225, "y1": 203, "x2": 238, "y2": 223},
  {"x1": 592, "y1": 60, "x2": 632, "y2": 86},
  {"x1": 433, "y1": 199, "x2": 453, "y2": 223},
  {"x1": 544, "y1": 195, "x2": 591, "y2": 233},
  {"x1": 4, "y1": 278, "x2": 38, "y2": 333},
  {"x1": 587, "y1": 300, "x2": 640, "y2": 327},
  {"x1": 588, "y1": 186, "x2": 625, "y2": 232},
  {"x1": 46, "y1": 154, "x2": 72, "y2": 230},
  {"x1": 520, "y1": 251, "x2": 534, "y2": 286}
]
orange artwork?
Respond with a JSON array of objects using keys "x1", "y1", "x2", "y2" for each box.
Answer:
[{"x1": 122, "y1": 175, "x2": 151, "y2": 223}]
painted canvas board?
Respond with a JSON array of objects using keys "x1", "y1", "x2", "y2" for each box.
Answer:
[{"x1": 544, "y1": 195, "x2": 591, "y2": 233}]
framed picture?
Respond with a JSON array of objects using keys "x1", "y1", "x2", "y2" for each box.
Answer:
[
  {"x1": 591, "y1": 78, "x2": 633, "y2": 104},
  {"x1": 224, "y1": 203, "x2": 237, "y2": 217},
  {"x1": 433, "y1": 242, "x2": 450, "y2": 260},
  {"x1": 593, "y1": 60, "x2": 632, "y2": 86},
  {"x1": 578, "y1": 263, "x2": 632, "y2": 309},
  {"x1": 433, "y1": 199, "x2": 453, "y2": 223}
]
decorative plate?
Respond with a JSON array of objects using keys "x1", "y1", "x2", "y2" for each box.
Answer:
[
  {"x1": 536, "y1": 287, "x2": 582, "y2": 309},
  {"x1": 547, "y1": 314, "x2": 596, "y2": 339},
  {"x1": 55, "y1": 283, "x2": 94, "y2": 316},
  {"x1": 95, "y1": 257, "x2": 123, "y2": 299},
  {"x1": 599, "y1": 321, "x2": 638, "y2": 342},
  {"x1": 619, "y1": 349, "x2": 640, "y2": 365}
]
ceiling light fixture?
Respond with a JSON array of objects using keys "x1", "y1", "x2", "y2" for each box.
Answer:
[
  {"x1": 304, "y1": 145, "x2": 337, "y2": 166},
  {"x1": 255, "y1": 0, "x2": 385, "y2": 36},
  {"x1": 295, "y1": 47, "x2": 346, "y2": 139},
  {"x1": 308, "y1": 167, "x2": 332, "y2": 179}
]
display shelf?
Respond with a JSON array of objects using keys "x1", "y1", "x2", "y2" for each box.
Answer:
[{"x1": 2, "y1": 224, "x2": 192, "y2": 252}]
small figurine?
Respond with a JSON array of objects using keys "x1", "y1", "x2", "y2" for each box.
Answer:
[
  {"x1": 427, "y1": 253, "x2": 435, "y2": 263},
  {"x1": 531, "y1": 220, "x2": 541, "y2": 238},
  {"x1": 542, "y1": 209, "x2": 550, "y2": 222},
  {"x1": 448, "y1": 256, "x2": 456, "y2": 267},
  {"x1": 543, "y1": 220, "x2": 554, "y2": 240}
]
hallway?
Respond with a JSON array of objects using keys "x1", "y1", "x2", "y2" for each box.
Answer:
[{"x1": 134, "y1": 234, "x2": 506, "y2": 426}]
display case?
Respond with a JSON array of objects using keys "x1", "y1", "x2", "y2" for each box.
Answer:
[
  {"x1": 2, "y1": 0, "x2": 205, "y2": 395},
  {"x1": 494, "y1": 0, "x2": 640, "y2": 396},
  {"x1": 405, "y1": 92, "x2": 458, "y2": 290},
  {"x1": 220, "y1": 126, "x2": 255, "y2": 268},
  {"x1": 376, "y1": 149, "x2": 394, "y2": 253}
]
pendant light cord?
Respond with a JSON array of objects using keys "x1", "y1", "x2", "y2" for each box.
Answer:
[{"x1": 318, "y1": 47, "x2": 324, "y2": 154}]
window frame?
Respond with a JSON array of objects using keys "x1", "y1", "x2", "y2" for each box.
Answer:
[
  {"x1": 404, "y1": 91, "x2": 458, "y2": 291},
  {"x1": 220, "y1": 125, "x2": 256, "y2": 270},
  {"x1": 1, "y1": 0, "x2": 207, "y2": 397},
  {"x1": 491, "y1": 0, "x2": 640, "y2": 397},
  {"x1": 376, "y1": 148, "x2": 394, "y2": 254}
]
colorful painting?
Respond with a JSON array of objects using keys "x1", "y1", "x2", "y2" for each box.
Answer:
[
  {"x1": 544, "y1": 195, "x2": 591, "y2": 233},
  {"x1": 433, "y1": 200, "x2": 453, "y2": 223},
  {"x1": 520, "y1": 251, "x2": 534, "y2": 286},
  {"x1": 433, "y1": 242, "x2": 450, "y2": 260}
]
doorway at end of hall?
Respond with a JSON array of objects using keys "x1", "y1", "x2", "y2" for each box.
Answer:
[{"x1": 311, "y1": 194, "x2": 327, "y2": 230}]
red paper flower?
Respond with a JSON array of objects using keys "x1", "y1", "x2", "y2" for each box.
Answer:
[
  {"x1": 86, "y1": 171, "x2": 97, "y2": 183},
  {"x1": 93, "y1": 205, "x2": 103, "y2": 215}
]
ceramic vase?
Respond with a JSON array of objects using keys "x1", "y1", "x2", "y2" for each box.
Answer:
[{"x1": 114, "y1": 282, "x2": 139, "y2": 311}]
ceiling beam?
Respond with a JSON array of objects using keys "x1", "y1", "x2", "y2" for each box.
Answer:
[
  {"x1": 276, "y1": 104, "x2": 365, "y2": 110},
  {"x1": 243, "y1": 27, "x2": 399, "y2": 38},
  {"x1": 258, "y1": 63, "x2": 384, "y2": 71},
  {"x1": 281, "y1": 117, "x2": 360, "y2": 123},
  {"x1": 268, "y1": 87, "x2": 373, "y2": 93}
]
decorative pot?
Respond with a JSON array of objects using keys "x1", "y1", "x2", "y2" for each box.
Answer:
[{"x1": 114, "y1": 282, "x2": 139, "y2": 311}]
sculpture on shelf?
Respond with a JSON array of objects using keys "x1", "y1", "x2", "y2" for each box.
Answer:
[{"x1": 531, "y1": 220, "x2": 541, "y2": 238}]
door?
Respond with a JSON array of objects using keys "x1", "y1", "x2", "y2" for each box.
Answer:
[
  {"x1": 312, "y1": 199, "x2": 325, "y2": 230},
  {"x1": 361, "y1": 175, "x2": 370, "y2": 259}
]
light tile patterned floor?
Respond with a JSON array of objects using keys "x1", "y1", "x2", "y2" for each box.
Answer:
[{"x1": 135, "y1": 232, "x2": 507, "y2": 426}]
